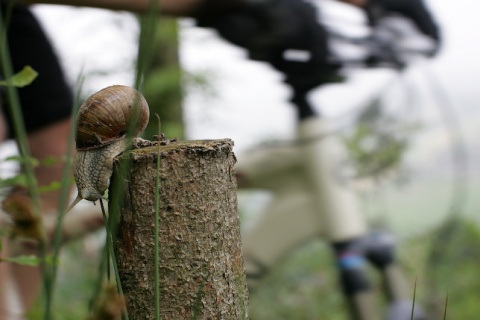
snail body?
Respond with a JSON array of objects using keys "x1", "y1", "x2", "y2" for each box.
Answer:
[
  {"x1": 73, "y1": 85, "x2": 150, "y2": 203},
  {"x1": 74, "y1": 139, "x2": 127, "y2": 201}
]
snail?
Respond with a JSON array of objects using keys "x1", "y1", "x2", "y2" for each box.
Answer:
[{"x1": 69, "y1": 85, "x2": 150, "y2": 208}]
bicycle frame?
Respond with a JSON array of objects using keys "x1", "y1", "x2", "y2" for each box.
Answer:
[{"x1": 238, "y1": 116, "x2": 368, "y2": 270}]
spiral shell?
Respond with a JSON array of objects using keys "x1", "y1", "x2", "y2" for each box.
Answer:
[{"x1": 75, "y1": 85, "x2": 150, "y2": 150}]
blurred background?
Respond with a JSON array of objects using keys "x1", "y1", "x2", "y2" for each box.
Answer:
[{"x1": 4, "y1": 0, "x2": 480, "y2": 318}]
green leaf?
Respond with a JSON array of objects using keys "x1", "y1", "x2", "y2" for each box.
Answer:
[
  {"x1": 1, "y1": 254, "x2": 59, "y2": 266},
  {"x1": 45, "y1": 255, "x2": 60, "y2": 267},
  {"x1": 3, "y1": 155, "x2": 40, "y2": 167},
  {"x1": 0, "y1": 66, "x2": 38, "y2": 88},
  {"x1": 41, "y1": 156, "x2": 59, "y2": 166},
  {"x1": 0, "y1": 174, "x2": 29, "y2": 189},
  {"x1": 38, "y1": 180, "x2": 61, "y2": 193},
  {"x1": 2, "y1": 255, "x2": 41, "y2": 266}
]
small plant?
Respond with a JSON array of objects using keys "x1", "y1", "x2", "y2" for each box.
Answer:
[{"x1": 0, "y1": 66, "x2": 45, "y2": 267}]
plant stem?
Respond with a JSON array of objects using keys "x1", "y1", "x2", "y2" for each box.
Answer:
[
  {"x1": 443, "y1": 292, "x2": 449, "y2": 320},
  {"x1": 110, "y1": 241, "x2": 130, "y2": 320},
  {"x1": 100, "y1": 200, "x2": 112, "y2": 281},
  {"x1": 410, "y1": 277, "x2": 417, "y2": 320},
  {"x1": 154, "y1": 114, "x2": 161, "y2": 320},
  {"x1": 46, "y1": 76, "x2": 84, "y2": 317},
  {"x1": 134, "y1": 0, "x2": 159, "y2": 91}
]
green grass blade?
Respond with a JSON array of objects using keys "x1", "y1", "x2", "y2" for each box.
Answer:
[
  {"x1": 410, "y1": 276, "x2": 417, "y2": 320},
  {"x1": 46, "y1": 75, "x2": 85, "y2": 312},
  {"x1": 443, "y1": 292, "x2": 449, "y2": 320},
  {"x1": 134, "y1": 0, "x2": 159, "y2": 91},
  {"x1": 154, "y1": 114, "x2": 161, "y2": 320}
]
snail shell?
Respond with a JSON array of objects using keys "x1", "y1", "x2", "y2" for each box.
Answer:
[
  {"x1": 75, "y1": 85, "x2": 150, "y2": 150},
  {"x1": 73, "y1": 85, "x2": 150, "y2": 202}
]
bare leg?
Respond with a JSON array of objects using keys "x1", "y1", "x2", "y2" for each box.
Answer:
[
  {"x1": 0, "y1": 111, "x2": 24, "y2": 320},
  {"x1": 0, "y1": 246, "x2": 26, "y2": 320},
  {"x1": 0, "y1": 118, "x2": 103, "y2": 316},
  {"x1": 29, "y1": 119, "x2": 72, "y2": 211},
  {"x1": 0, "y1": 119, "x2": 72, "y2": 314}
]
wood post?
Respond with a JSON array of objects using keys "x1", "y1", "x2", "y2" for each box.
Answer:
[{"x1": 110, "y1": 139, "x2": 248, "y2": 319}]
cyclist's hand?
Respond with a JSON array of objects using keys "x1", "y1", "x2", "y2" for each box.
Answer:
[
  {"x1": 194, "y1": 0, "x2": 342, "y2": 90},
  {"x1": 365, "y1": 0, "x2": 441, "y2": 54}
]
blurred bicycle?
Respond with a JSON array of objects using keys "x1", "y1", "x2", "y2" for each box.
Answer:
[{"x1": 235, "y1": 3, "x2": 439, "y2": 319}]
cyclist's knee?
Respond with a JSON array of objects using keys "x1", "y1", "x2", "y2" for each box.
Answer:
[
  {"x1": 335, "y1": 231, "x2": 398, "y2": 270},
  {"x1": 332, "y1": 241, "x2": 371, "y2": 295},
  {"x1": 363, "y1": 232, "x2": 397, "y2": 269}
]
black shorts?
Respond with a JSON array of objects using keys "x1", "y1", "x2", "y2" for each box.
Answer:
[{"x1": 0, "y1": 3, "x2": 73, "y2": 137}]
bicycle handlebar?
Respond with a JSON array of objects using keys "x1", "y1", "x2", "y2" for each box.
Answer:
[{"x1": 326, "y1": 14, "x2": 437, "y2": 70}]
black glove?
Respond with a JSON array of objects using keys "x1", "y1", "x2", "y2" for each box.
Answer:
[
  {"x1": 194, "y1": 0, "x2": 342, "y2": 91},
  {"x1": 365, "y1": 0, "x2": 441, "y2": 45}
]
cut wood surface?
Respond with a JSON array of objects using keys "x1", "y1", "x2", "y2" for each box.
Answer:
[{"x1": 110, "y1": 139, "x2": 248, "y2": 319}]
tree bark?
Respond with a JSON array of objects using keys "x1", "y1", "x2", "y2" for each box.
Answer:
[{"x1": 110, "y1": 139, "x2": 248, "y2": 320}]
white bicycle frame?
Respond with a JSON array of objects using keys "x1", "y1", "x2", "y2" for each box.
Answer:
[{"x1": 238, "y1": 116, "x2": 368, "y2": 273}]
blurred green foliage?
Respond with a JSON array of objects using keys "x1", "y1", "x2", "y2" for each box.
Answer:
[
  {"x1": 426, "y1": 217, "x2": 480, "y2": 319},
  {"x1": 34, "y1": 222, "x2": 480, "y2": 319},
  {"x1": 141, "y1": 18, "x2": 184, "y2": 140},
  {"x1": 344, "y1": 99, "x2": 420, "y2": 180},
  {"x1": 248, "y1": 223, "x2": 480, "y2": 319},
  {"x1": 26, "y1": 239, "x2": 102, "y2": 320}
]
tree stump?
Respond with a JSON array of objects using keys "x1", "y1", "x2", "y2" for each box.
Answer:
[{"x1": 110, "y1": 139, "x2": 248, "y2": 319}]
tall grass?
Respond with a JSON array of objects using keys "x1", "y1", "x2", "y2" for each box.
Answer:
[
  {"x1": 100, "y1": 1, "x2": 161, "y2": 320},
  {"x1": 0, "y1": 2, "x2": 52, "y2": 318},
  {"x1": 0, "y1": 23, "x2": 83, "y2": 318},
  {"x1": 1, "y1": 0, "x2": 162, "y2": 318},
  {"x1": 154, "y1": 115, "x2": 162, "y2": 320}
]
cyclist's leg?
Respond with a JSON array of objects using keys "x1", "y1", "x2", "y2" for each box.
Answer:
[
  {"x1": 297, "y1": 116, "x2": 379, "y2": 319},
  {"x1": 331, "y1": 240, "x2": 378, "y2": 320},
  {"x1": 297, "y1": 116, "x2": 423, "y2": 319},
  {"x1": 362, "y1": 232, "x2": 425, "y2": 319}
]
